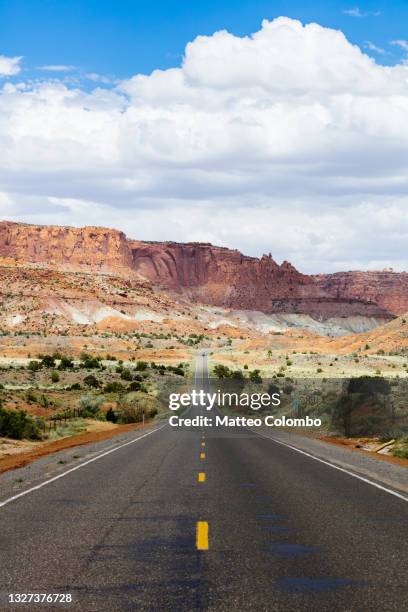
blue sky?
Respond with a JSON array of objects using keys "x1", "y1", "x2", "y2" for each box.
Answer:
[{"x1": 0, "y1": 0, "x2": 407, "y2": 81}]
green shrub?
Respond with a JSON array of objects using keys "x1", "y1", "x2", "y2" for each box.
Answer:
[
  {"x1": 51, "y1": 371, "x2": 60, "y2": 383},
  {"x1": 249, "y1": 369, "x2": 262, "y2": 383},
  {"x1": 213, "y1": 364, "x2": 231, "y2": 378},
  {"x1": 41, "y1": 355, "x2": 56, "y2": 368},
  {"x1": 81, "y1": 358, "x2": 101, "y2": 369},
  {"x1": 120, "y1": 368, "x2": 132, "y2": 381},
  {"x1": 231, "y1": 370, "x2": 244, "y2": 380},
  {"x1": 167, "y1": 365, "x2": 184, "y2": 376},
  {"x1": 79, "y1": 353, "x2": 101, "y2": 369},
  {"x1": 0, "y1": 407, "x2": 42, "y2": 440},
  {"x1": 117, "y1": 393, "x2": 157, "y2": 423},
  {"x1": 104, "y1": 381, "x2": 125, "y2": 393},
  {"x1": 119, "y1": 404, "x2": 144, "y2": 423},
  {"x1": 393, "y1": 444, "x2": 408, "y2": 459},
  {"x1": 83, "y1": 374, "x2": 100, "y2": 388},
  {"x1": 28, "y1": 360, "x2": 42, "y2": 371},
  {"x1": 128, "y1": 381, "x2": 141, "y2": 391},
  {"x1": 78, "y1": 394, "x2": 105, "y2": 417},
  {"x1": 332, "y1": 376, "x2": 392, "y2": 437},
  {"x1": 58, "y1": 356, "x2": 73, "y2": 370},
  {"x1": 135, "y1": 360, "x2": 148, "y2": 371}
]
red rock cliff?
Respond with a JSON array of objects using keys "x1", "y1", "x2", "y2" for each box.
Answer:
[
  {"x1": 0, "y1": 221, "x2": 401, "y2": 319},
  {"x1": 0, "y1": 221, "x2": 134, "y2": 274},
  {"x1": 314, "y1": 271, "x2": 408, "y2": 317},
  {"x1": 128, "y1": 241, "x2": 393, "y2": 318}
]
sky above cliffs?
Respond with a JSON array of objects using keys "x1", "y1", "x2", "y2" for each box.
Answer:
[{"x1": 1, "y1": 1, "x2": 408, "y2": 273}]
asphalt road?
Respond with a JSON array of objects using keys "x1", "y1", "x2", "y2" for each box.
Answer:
[{"x1": 1, "y1": 353, "x2": 408, "y2": 611}]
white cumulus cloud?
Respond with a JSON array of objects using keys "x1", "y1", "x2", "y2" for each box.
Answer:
[
  {"x1": 0, "y1": 54, "x2": 22, "y2": 76},
  {"x1": 2, "y1": 17, "x2": 408, "y2": 272}
]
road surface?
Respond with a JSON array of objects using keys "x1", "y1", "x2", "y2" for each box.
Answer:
[{"x1": 1, "y1": 352, "x2": 408, "y2": 610}]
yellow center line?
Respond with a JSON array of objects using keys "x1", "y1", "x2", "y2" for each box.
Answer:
[
  {"x1": 201, "y1": 442, "x2": 205, "y2": 447},
  {"x1": 200, "y1": 452, "x2": 206, "y2": 459},
  {"x1": 198, "y1": 472, "x2": 206, "y2": 483},
  {"x1": 196, "y1": 521, "x2": 209, "y2": 550}
]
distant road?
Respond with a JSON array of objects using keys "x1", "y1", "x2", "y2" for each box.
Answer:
[{"x1": 1, "y1": 352, "x2": 408, "y2": 610}]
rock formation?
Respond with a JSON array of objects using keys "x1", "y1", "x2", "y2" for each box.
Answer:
[
  {"x1": 0, "y1": 221, "x2": 133, "y2": 274},
  {"x1": 314, "y1": 271, "x2": 408, "y2": 317},
  {"x1": 1, "y1": 220, "x2": 405, "y2": 319}
]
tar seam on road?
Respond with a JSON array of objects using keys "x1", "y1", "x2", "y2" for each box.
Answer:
[
  {"x1": 0, "y1": 425, "x2": 166, "y2": 509},
  {"x1": 196, "y1": 521, "x2": 209, "y2": 550},
  {"x1": 254, "y1": 430, "x2": 408, "y2": 503}
]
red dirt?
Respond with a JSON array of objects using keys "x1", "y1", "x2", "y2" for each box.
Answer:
[
  {"x1": 319, "y1": 435, "x2": 408, "y2": 469},
  {"x1": 0, "y1": 421, "x2": 151, "y2": 474}
]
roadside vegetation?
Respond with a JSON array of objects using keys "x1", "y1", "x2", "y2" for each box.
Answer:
[
  {"x1": 0, "y1": 353, "x2": 189, "y2": 443},
  {"x1": 0, "y1": 405, "x2": 42, "y2": 440}
]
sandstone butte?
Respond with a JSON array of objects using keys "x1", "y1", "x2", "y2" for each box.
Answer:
[{"x1": 1, "y1": 220, "x2": 407, "y2": 319}]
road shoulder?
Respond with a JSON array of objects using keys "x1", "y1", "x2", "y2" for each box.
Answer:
[
  {"x1": 252, "y1": 427, "x2": 408, "y2": 496},
  {"x1": 0, "y1": 421, "x2": 162, "y2": 505}
]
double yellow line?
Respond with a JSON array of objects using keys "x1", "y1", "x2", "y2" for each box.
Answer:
[{"x1": 196, "y1": 431, "x2": 209, "y2": 550}]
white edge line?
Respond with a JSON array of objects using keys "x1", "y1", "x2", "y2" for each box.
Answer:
[
  {"x1": 0, "y1": 425, "x2": 166, "y2": 509},
  {"x1": 254, "y1": 430, "x2": 408, "y2": 503}
]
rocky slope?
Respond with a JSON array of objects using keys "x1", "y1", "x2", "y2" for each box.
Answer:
[
  {"x1": 314, "y1": 271, "x2": 408, "y2": 317},
  {"x1": 0, "y1": 220, "x2": 404, "y2": 320}
]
